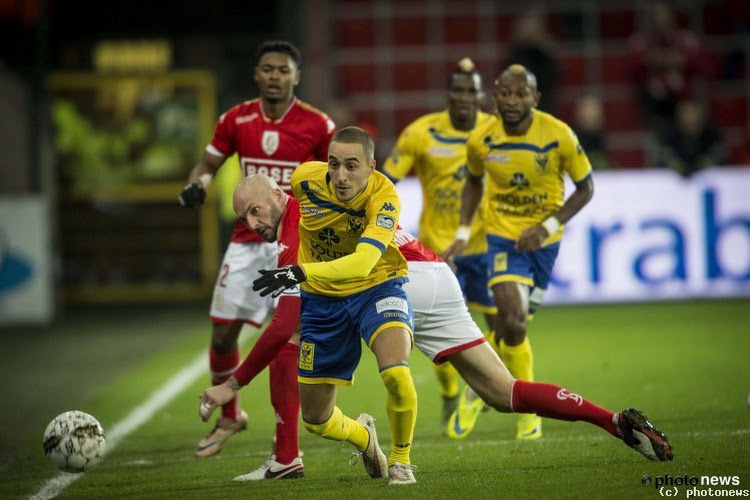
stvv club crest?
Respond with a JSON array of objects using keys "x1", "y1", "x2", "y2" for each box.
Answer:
[{"x1": 262, "y1": 130, "x2": 280, "y2": 155}]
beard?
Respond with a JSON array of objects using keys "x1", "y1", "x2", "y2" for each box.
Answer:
[{"x1": 501, "y1": 109, "x2": 530, "y2": 127}]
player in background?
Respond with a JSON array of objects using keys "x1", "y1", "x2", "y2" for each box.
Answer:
[
  {"x1": 199, "y1": 174, "x2": 673, "y2": 484},
  {"x1": 252, "y1": 127, "x2": 418, "y2": 485},
  {"x1": 382, "y1": 57, "x2": 496, "y2": 429},
  {"x1": 178, "y1": 40, "x2": 335, "y2": 460},
  {"x1": 443, "y1": 64, "x2": 595, "y2": 441}
]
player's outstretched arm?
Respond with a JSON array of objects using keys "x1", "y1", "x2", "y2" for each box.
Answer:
[
  {"x1": 253, "y1": 243, "x2": 384, "y2": 297},
  {"x1": 198, "y1": 295, "x2": 301, "y2": 421}
]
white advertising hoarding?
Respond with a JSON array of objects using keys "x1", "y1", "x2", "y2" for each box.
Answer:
[
  {"x1": 395, "y1": 167, "x2": 750, "y2": 304},
  {"x1": 0, "y1": 196, "x2": 54, "y2": 323}
]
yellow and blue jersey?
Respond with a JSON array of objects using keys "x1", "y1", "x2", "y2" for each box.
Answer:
[
  {"x1": 466, "y1": 110, "x2": 592, "y2": 245},
  {"x1": 291, "y1": 161, "x2": 408, "y2": 297},
  {"x1": 383, "y1": 110, "x2": 493, "y2": 255}
]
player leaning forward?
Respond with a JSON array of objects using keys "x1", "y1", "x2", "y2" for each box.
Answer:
[
  {"x1": 252, "y1": 126, "x2": 419, "y2": 485},
  {"x1": 444, "y1": 63, "x2": 592, "y2": 439},
  {"x1": 178, "y1": 40, "x2": 335, "y2": 460},
  {"x1": 201, "y1": 171, "x2": 674, "y2": 482}
]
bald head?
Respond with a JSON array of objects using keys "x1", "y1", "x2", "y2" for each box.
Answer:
[
  {"x1": 496, "y1": 64, "x2": 538, "y2": 92},
  {"x1": 233, "y1": 174, "x2": 287, "y2": 242}
]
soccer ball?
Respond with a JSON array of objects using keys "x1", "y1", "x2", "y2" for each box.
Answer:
[{"x1": 43, "y1": 411, "x2": 106, "y2": 473}]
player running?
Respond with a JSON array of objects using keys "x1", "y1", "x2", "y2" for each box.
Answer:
[{"x1": 444, "y1": 64, "x2": 595, "y2": 440}]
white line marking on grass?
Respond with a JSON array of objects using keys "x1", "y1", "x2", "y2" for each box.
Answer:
[
  {"x1": 29, "y1": 324, "x2": 259, "y2": 500},
  {"x1": 29, "y1": 350, "x2": 209, "y2": 500}
]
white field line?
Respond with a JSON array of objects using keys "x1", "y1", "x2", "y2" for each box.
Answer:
[
  {"x1": 29, "y1": 329, "x2": 257, "y2": 500},
  {"x1": 110, "y1": 427, "x2": 750, "y2": 469}
]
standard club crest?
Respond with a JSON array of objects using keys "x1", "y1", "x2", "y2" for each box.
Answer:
[{"x1": 261, "y1": 130, "x2": 280, "y2": 155}]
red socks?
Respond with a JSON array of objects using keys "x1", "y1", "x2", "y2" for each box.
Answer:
[
  {"x1": 209, "y1": 347, "x2": 241, "y2": 420},
  {"x1": 512, "y1": 380, "x2": 619, "y2": 437},
  {"x1": 269, "y1": 343, "x2": 300, "y2": 464}
]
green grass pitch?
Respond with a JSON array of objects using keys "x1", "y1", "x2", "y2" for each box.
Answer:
[{"x1": 2, "y1": 300, "x2": 748, "y2": 499}]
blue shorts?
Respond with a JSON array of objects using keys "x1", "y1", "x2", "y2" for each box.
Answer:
[
  {"x1": 453, "y1": 253, "x2": 496, "y2": 314},
  {"x1": 486, "y1": 234, "x2": 560, "y2": 314},
  {"x1": 298, "y1": 278, "x2": 414, "y2": 385}
]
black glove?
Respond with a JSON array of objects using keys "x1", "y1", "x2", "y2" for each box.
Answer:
[
  {"x1": 178, "y1": 183, "x2": 206, "y2": 208},
  {"x1": 252, "y1": 266, "x2": 306, "y2": 298}
]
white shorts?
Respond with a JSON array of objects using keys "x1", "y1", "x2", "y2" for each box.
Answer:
[
  {"x1": 405, "y1": 261, "x2": 486, "y2": 364},
  {"x1": 209, "y1": 241, "x2": 279, "y2": 326}
]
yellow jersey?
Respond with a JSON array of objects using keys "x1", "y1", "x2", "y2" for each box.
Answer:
[
  {"x1": 291, "y1": 161, "x2": 408, "y2": 297},
  {"x1": 382, "y1": 110, "x2": 493, "y2": 255},
  {"x1": 466, "y1": 110, "x2": 592, "y2": 244}
]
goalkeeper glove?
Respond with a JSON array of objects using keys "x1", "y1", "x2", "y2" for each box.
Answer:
[
  {"x1": 252, "y1": 266, "x2": 306, "y2": 298},
  {"x1": 178, "y1": 183, "x2": 206, "y2": 208}
]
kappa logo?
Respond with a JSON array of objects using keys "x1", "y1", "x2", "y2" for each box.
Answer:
[
  {"x1": 380, "y1": 202, "x2": 396, "y2": 212},
  {"x1": 318, "y1": 227, "x2": 340, "y2": 245},
  {"x1": 556, "y1": 388, "x2": 583, "y2": 406},
  {"x1": 277, "y1": 242, "x2": 289, "y2": 254},
  {"x1": 510, "y1": 172, "x2": 530, "y2": 189},
  {"x1": 261, "y1": 130, "x2": 280, "y2": 155},
  {"x1": 299, "y1": 342, "x2": 314, "y2": 371}
]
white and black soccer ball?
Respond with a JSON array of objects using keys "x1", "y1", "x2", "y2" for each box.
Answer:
[{"x1": 43, "y1": 411, "x2": 106, "y2": 473}]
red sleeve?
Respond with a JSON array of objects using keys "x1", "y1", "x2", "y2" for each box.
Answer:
[
  {"x1": 313, "y1": 115, "x2": 336, "y2": 161},
  {"x1": 232, "y1": 295, "x2": 300, "y2": 386},
  {"x1": 209, "y1": 108, "x2": 237, "y2": 156}
]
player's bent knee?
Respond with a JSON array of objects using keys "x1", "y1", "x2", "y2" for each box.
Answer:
[
  {"x1": 380, "y1": 365, "x2": 417, "y2": 407},
  {"x1": 473, "y1": 379, "x2": 513, "y2": 412}
]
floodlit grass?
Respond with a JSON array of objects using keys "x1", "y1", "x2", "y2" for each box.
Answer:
[{"x1": 4, "y1": 300, "x2": 749, "y2": 499}]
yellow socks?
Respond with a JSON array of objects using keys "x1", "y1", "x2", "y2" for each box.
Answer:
[
  {"x1": 303, "y1": 406, "x2": 369, "y2": 451},
  {"x1": 499, "y1": 336, "x2": 534, "y2": 382},
  {"x1": 433, "y1": 362, "x2": 459, "y2": 399},
  {"x1": 380, "y1": 364, "x2": 417, "y2": 465}
]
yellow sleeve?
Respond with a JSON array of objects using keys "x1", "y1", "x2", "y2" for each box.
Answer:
[
  {"x1": 382, "y1": 123, "x2": 420, "y2": 181},
  {"x1": 466, "y1": 130, "x2": 485, "y2": 177},
  {"x1": 561, "y1": 126, "x2": 593, "y2": 183},
  {"x1": 300, "y1": 243, "x2": 382, "y2": 282}
]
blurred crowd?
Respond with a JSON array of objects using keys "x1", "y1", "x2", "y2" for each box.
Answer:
[
  {"x1": 513, "y1": 1, "x2": 748, "y2": 177},
  {"x1": 327, "y1": 1, "x2": 749, "y2": 178}
]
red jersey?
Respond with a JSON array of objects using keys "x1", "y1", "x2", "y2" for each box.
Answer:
[
  {"x1": 277, "y1": 197, "x2": 301, "y2": 268},
  {"x1": 393, "y1": 227, "x2": 442, "y2": 263},
  {"x1": 208, "y1": 97, "x2": 335, "y2": 243}
]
